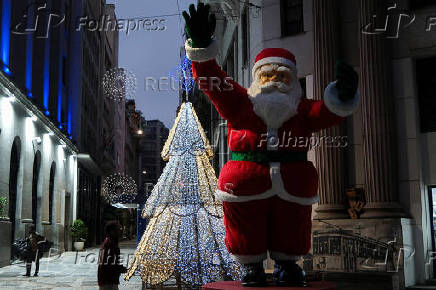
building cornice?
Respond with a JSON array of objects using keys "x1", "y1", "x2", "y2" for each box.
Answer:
[{"x1": 0, "y1": 72, "x2": 78, "y2": 153}]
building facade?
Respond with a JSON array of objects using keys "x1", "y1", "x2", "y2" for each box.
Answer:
[
  {"x1": 69, "y1": 0, "x2": 125, "y2": 246},
  {"x1": 0, "y1": 0, "x2": 127, "y2": 260},
  {"x1": 138, "y1": 119, "x2": 169, "y2": 193},
  {"x1": 124, "y1": 99, "x2": 142, "y2": 183},
  {"x1": 100, "y1": 3, "x2": 118, "y2": 174},
  {"x1": 201, "y1": 0, "x2": 436, "y2": 288},
  {"x1": 0, "y1": 0, "x2": 78, "y2": 266}
]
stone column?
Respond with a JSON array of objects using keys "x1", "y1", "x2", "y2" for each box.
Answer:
[
  {"x1": 358, "y1": 0, "x2": 403, "y2": 218},
  {"x1": 313, "y1": 0, "x2": 348, "y2": 219},
  {"x1": 313, "y1": 0, "x2": 347, "y2": 219}
]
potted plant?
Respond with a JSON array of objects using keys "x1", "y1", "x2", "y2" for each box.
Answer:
[
  {"x1": 70, "y1": 219, "x2": 88, "y2": 251},
  {"x1": 0, "y1": 197, "x2": 8, "y2": 220}
]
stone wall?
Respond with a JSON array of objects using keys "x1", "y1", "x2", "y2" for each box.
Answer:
[{"x1": 0, "y1": 220, "x2": 11, "y2": 267}]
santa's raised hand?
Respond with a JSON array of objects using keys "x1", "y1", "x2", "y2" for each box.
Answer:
[
  {"x1": 336, "y1": 60, "x2": 359, "y2": 102},
  {"x1": 182, "y1": 3, "x2": 216, "y2": 48}
]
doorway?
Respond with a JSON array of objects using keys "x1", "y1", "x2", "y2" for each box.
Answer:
[
  {"x1": 32, "y1": 151, "x2": 41, "y2": 226},
  {"x1": 428, "y1": 186, "x2": 436, "y2": 276},
  {"x1": 9, "y1": 138, "x2": 21, "y2": 258}
]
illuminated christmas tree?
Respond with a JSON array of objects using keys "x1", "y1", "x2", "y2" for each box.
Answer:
[{"x1": 125, "y1": 102, "x2": 240, "y2": 286}]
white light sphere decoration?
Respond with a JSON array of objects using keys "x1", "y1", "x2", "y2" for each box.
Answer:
[{"x1": 102, "y1": 68, "x2": 137, "y2": 102}]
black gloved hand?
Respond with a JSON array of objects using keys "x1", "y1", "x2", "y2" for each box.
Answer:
[
  {"x1": 182, "y1": 3, "x2": 216, "y2": 48},
  {"x1": 335, "y1": 60, "x2": 359, "y2": 102}
]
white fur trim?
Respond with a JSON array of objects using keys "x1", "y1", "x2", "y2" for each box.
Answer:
[
  {"x1": 270, "y1": 251, "x2": 302, "y2": 262},
  {"x1": 324, "y1": 80, "x2": 360, "y2": 117},
  {"x1": 252, "y1": 57, "x2": 297, "y2": 79},
  {"x1": 215, "y1": 162, "x2": 319, "y2": 205},
  {"x1": 232, "y1": 253, "x2": 267, "y2": 264},
  {"x1": 216, "y1": 189, "x2": 276, "y2": 202},
  {"x1": 185, "y1": 39, "x2": 218, "y2": 62}
]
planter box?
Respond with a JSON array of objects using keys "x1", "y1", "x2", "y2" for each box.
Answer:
[
  {"x1": 73, "y1": 241, "x2": 85, "y2": 251},
  {"x1": 0, "y1": 220, "x2": 11, "y2": 267}
]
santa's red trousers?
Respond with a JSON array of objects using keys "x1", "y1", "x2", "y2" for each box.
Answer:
[{"x1": 222, "y1": 195, "x2": 312, "y2": 264}]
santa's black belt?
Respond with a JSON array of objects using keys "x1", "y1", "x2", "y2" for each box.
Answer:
[{"x1": 231, "y1": 151, "x2": 307, "y2": 163}]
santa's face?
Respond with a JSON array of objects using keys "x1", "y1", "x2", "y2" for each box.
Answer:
[
  {"x1": 247, "y1": 64, "x2": 303, "y2": 129},
  {"x1": 258, "y1": 66, "x2": 292, "y2": 86}
]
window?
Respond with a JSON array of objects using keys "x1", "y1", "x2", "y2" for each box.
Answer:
[
  {"x1": 241, "y1": 7, "x2": 250, "y2": 68},
  {"x1": 226, "y1": 45, "x2": 234, "y2": 78},
  {"x1": 416, "y1": 57, "x2": 436, "y2": 132},
  {"x1": 428, "y1": 186, "x2": 436, "y2": 275},
  {"x1": 62, "y1": 57, "x2": 67, "y2": 86},
  {"x1": 299, "y1": 78, "x2": 306, "y2": 98},
  {"x1": 431, "y1": 187, "x2": 436, "y2": 230},
  {"x1": 281, "y1": 0, "x2": 304, "y2": 37},
  {"x1": 143, "y1": 143, "x2": 155, "y2": 150},
  {"x1": 410, "y1": 0, "x2": 435, "y2": 10},
  {"x1": 142, "y1": 157, "x2": 155, "y2": 164}
]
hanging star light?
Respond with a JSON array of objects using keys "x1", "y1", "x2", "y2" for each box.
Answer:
[
  {"x1": 102, "y1": 173, "x2": 138, "y2": 206},
  {"x1": 169, "y1": 55, "x2": 195, "y2": 95},
  {"x1": 125, "y1": 102, "x2": 240, "y2": 286},
  {"x1": 102, "y1": 68, "x2": 137, "y2": 102}
]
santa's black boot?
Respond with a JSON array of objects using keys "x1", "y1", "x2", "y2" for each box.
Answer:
[
  {"x1": 273, "y1": 260, "x2": 307, "y2": 287},
  {"x1": 241, "y1": 262, "x2": 267, "y2": 287}
]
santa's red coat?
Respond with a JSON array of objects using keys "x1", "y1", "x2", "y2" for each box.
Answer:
[
  {"x1": 188, "y1": 41, "x2": 359, "y2": 263},
  {"x1": 192, "y1": 59, "x2": 346, "y2": 205}
]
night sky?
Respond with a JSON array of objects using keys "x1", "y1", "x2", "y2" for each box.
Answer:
[{"x1": 107, "y1": 0, "x2": 196, "y2": 128}]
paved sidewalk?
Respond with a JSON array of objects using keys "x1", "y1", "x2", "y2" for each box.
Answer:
[{"x1": 0, "y1": 244, "x2": 142, "y2": 289}]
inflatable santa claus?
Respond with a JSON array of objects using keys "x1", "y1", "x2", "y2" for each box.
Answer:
[{"x1": 183, "y1": 4, "x2": 359, "y2": 287}]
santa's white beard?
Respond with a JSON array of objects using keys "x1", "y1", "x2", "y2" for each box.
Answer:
[{"x1": 247, "y1": 79, "x2": 303, "y2": 129}]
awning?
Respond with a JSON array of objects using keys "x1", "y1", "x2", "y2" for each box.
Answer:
[
  {"x1": 77, "y1": 153, "x2": 104, "y2": 176},
  {"x1": 111, "y1": 203, "x2": 138, "y2": 209}
]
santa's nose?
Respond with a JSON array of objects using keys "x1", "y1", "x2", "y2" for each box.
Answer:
[{"x1": 271, "y1": 74, "x2": 280, "y2": 81}]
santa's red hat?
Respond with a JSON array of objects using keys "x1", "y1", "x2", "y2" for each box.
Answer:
[{"x1": 252, "y1": 48, "x2": 297, "y2": 78}]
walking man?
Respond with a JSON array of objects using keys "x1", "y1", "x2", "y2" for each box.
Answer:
[{"x1": 24, "y1": 224, "x2": 46, "y2": 277}]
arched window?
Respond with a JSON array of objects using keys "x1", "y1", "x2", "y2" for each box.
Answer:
[
  {"x1": 49, "y1": 162, "x2": 56, "y2": 223},
  {"x1": 9, "y1": 137, "x2": 21, "y2": 256},
  {"x1": 32, "y1": 151, "x2": 41, "y2": 225}
]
